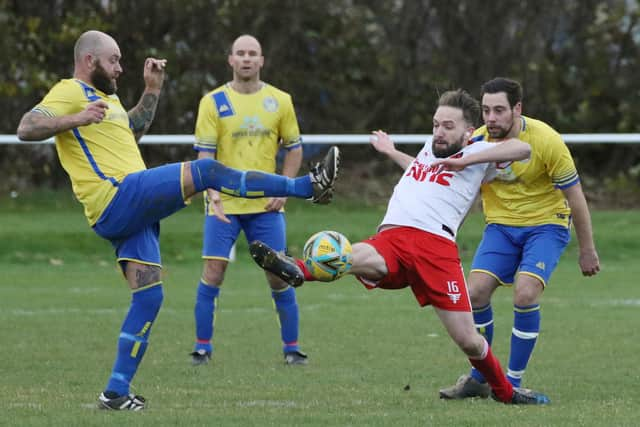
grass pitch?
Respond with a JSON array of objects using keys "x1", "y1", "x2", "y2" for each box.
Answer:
[{"x1": 1, "y1": 191, "x2": 639, "y2": 426}]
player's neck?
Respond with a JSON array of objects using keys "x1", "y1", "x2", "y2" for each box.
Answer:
[
  {"x1": 229, "y1": 79, "x2": 263, "y2": 94},
  {"x1": 73, "y1": 70, "x2": 91, "y2": 86},
  {"x1": 509, "y1": 116, "x2": 523, "y2": 138}
]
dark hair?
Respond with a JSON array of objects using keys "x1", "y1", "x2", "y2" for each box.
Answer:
[
  {"x1": 481, "y1": 77, "x2": 523, "y2": 108},
  {"x1": 437, "y1": 89, "x2": 480, "y2": 126}
]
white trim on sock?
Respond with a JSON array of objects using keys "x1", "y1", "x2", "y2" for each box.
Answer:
[{"x1": 512, "y1": 328, "x2": 539, "y2": 339}]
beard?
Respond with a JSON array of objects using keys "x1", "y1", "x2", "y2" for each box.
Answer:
[
  {"x1": 487, "y1": 123, "x2": 512, "y2": 139},
  {"x1": 432, "y1": 134, "x2": 465, "y2": 158},
  {"x1": 90, "y1": 61, "x2": 117, "y2": 95},
  {"x1": 487, "y1": 113, "x2": 515, "y2": 139}
]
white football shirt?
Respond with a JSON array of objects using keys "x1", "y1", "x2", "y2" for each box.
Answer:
[{"x1": 380, "y1": 140, "x2": 497, "y2": 241}]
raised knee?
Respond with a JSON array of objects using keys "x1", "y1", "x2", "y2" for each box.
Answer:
[
  {"x1": 192, "y1": 158, "x2": 250, "y2": 197},
  {"x1": 191, "y1": 158, "x2": 222, "y2": 192},
  {"x1": 192, "y1": 158, "x2": 214, "y2": 172}
]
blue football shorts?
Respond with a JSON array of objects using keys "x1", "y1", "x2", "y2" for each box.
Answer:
[
  {"x1": 202, "y1": 211, "x2": 286, "y2": 260},
  {"x1": 93, "y1": 162, "x2": 187, "y2": 268},
  {"x1": 470, "y1": 223, "x2": 571, "y2": 287}
]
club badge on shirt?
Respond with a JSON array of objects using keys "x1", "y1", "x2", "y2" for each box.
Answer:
[{"x1": 263, "y1": 96, "x2": 279, "y2": 112}]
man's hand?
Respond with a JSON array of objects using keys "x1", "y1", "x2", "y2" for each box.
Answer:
[
  {"x1": 143, "y1": 58, "x2": 167, "y2": 91},
  {"x1": 370, "y1": 130, "x2": 396, "y2": 155},
  {"x1": 75, "y1": 100, "x2": 109, "y2": 126},
  {"x1": 370, "y1": 129, "x2": 416, "y2": 169},
  {"x1": 207, "y1": 189, "x2": 230, "y2": 224},
  {"x1": 579, "y1": 248, "x2": 600, "y2": 276},
  {"x1": 264, "y1": 197, "x2": 287, "y2": 212}
]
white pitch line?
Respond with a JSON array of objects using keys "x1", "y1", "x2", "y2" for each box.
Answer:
[
  {"x1": 236, "y1": 400, "x2": 298, "y2": 408},
  {"x1": 590, "y1": 299, "x2": 640, "y2": 306}
]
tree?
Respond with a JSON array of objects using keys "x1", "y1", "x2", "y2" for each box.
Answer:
[{"x1": 2, "y1": 0, "x2": 639, "y2": 198}]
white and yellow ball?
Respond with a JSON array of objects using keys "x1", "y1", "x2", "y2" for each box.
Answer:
[{"x1": 302, "y1": 231, "x2": 353, "y2": 282}]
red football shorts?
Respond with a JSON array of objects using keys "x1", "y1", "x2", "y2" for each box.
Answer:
[{"x1": 356, "y1": 226, "x2": 471, "y2": 311}]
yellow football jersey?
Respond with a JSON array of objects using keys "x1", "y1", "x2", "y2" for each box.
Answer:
[
  {"x1": 473, "y1": 116, "x2": 578, "y2": 227},
  {"x1": 194, "y1": 83, "x2": 301, "y2": 214},
  {"x1": 33, "y1": 79, "x2": 146, "y2": 225}
]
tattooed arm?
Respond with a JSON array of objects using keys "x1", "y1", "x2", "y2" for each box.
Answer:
[
  {"x1": 128, "y1": 90, "x2": 160, "y2": 141},
  {"x1": 17, "y1": 100, "x2": 109, "y2": 141},
  {"x1": 128, "y1": 58, "x2": 167, "y2": 142}
]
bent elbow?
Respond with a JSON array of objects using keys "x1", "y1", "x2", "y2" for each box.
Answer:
[
  {"x1": 17, "y1": 112, "x2": 48, "y2": 141},
  {"x1": 16, "y1": 126, "x2": 32, "y2": 141},
  {"x1": 17, "y1": 129, "x2": 40, "y2": 142}
]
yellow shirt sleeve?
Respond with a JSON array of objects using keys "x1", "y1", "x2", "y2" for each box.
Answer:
[
  {"x1": 278, "y1": 94, "x2": 301, "y2": 149},
  {"x1": 538, "y1": 131, "x2": 579, "y2": 189},
  {"x1": 33, "y1": 80, "x2": 83, "y2": 117},
  {"x1": 194, "y1": 93, "x2": 218, "y2": 152}
]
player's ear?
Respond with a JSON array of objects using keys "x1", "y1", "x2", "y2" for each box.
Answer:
[{"x1": 84, "y1": 53, "x2": 96, "y2": 70}]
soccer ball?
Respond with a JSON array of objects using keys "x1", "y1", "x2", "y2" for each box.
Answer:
[{"x1": 302, "y1": 230, "x2": 353, "y2": 282}]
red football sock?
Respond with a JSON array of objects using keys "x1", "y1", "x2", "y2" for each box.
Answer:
[
  {"x1": 295, "y1": 259, "x2": 316, "y2": 281},
  {"x1": 468, "y1": 339, "x2": 513, "y2": 403}
]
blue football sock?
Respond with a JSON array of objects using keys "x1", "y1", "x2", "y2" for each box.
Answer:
[
  {"x1": 105, "y1": 284, "x2": 163, "y2": 396},
  {"x1": 272, "y1": 286, "x2": 300, "y2": 353},
  {"x1": 470, "y1": 304, "x2": 494, "y2": 383},
  {"x1": 507, "y1": 304, "x2": 540, "y2": 387},
  {"x1": 194, "y1": 281, "x2": 220, "y2": 353},
  {"x1": 191, "y1": 158, "x2": 313, "y2": 198}
]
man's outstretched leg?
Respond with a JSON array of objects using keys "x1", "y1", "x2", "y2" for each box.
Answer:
[
  {"x1": 435, "y1": 308, "x2": 550, "y2": 405},
  {"x1": 250, "y1": 240, "x2": 550, "y2": 405},
  {"x1": 184, "y1": 146, "x2": 339, "y2": 203},
  {"x1": 248, "y1": 239, "x2": 381, "y2": 287}
]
